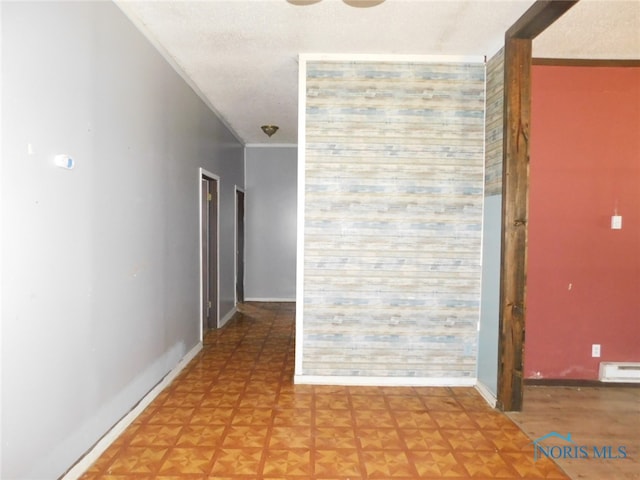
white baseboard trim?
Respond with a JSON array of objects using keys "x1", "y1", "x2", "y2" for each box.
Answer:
[
  {"x1": 244, "y1": 297, "x2": 296, "y2": 302},
  {"x1": 219, "y1": 306, "x2": 237, "y2": 327},
  {"x1": 61, "y1": 343, "x2": 203, "y2": 480},
  {"x1": 294, "y1": 375, "x2": 476, "y2": 387},
  {"x1": 475, "y1": 380, "x2": 498, "y2": 408}
]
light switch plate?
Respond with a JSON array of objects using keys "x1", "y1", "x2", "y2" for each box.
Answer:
[{"x1": 611, "y1": 215, "x2": 622, "y2": 230}]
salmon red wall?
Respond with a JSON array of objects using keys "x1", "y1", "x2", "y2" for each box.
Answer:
[{"x1": 526, "y1": 65, "x2": 640, "y2": 380}]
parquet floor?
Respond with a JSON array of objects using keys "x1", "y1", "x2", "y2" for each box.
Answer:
[{"x1": 80, "y1": 302, "x2": 568, "y2": 479}]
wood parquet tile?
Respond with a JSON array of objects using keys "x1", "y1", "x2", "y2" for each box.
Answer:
[{"x1": 79, "y1": 302, "x2": 570, "y2": 479}]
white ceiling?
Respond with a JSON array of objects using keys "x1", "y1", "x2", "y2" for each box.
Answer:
[
  {"x1": 534, "y1": 0, "x2": 640, "y2": 59},
  {"x1": 116, "y1": 0, "x2": 640, "y2": 146}
]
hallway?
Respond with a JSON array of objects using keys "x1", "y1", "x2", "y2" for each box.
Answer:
[{"x1": 80, "y1": 302, "x2": 567, "y2": 479}]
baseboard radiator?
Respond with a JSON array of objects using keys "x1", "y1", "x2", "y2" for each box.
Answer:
[{"x1": 599, "y1": 362, "x2": 640, "y2": 383}]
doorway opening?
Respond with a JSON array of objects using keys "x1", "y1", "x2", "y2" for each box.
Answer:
[
  {"x1": 235, "y1": 187, "x2": 245, "y2": 305},
  {"x1": 200, "y1": 169, "x2": 220, "y2": 339},
  {"x1": 496, "y1": 0, "x2": 578, "y2": 411}
]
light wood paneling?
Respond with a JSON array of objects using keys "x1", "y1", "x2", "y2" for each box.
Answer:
[{"x1": 302, "y1": 60, "x2": 485, "y2": 379}]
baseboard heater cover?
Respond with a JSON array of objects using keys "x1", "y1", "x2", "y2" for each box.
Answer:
[{"x1": 599, "y1": 362, "x2": 640, "y2": 383}]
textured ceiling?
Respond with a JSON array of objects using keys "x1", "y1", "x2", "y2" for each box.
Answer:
[
  {"x1": 116, "y1": 0, "x2": 640, "y2": 146},
  {"x1": 534, "y1": 0, "x2": 640, "y2": 59}
]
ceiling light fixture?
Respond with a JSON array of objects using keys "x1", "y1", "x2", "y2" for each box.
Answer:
[
  {"x1": 342, "y1": 0, "x2": 385, "y2": 7},
  {"x1": 287, "y1": 0, "x2": 385, "y2": 6},
  {"x1": 261, "y1": 125, "x2": 279, "y2": 137},
  {"x1": 286, "y1": 0, "x2": 322, "y2": 4}
]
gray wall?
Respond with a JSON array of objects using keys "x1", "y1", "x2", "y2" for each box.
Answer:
[
  {"x1": 0, "y1": 2, "x2": 243, "y2": 478},
  {"x1": 478, "y1": 195, "x2": 502, "y2": 394},
  {"x1": 245, "y1": 146, "x2": 297, "y2": 300},
  {"x1": 477, "y1": 48, "x2": 505, "y2": 396}
]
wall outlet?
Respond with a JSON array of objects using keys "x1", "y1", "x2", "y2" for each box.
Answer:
[{"x1": 592, "y1": 344, "x2": 601, "y2": 357}]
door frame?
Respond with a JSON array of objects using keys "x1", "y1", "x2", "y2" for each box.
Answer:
[
  {"x1": 497, "y1": 0, "x2": 578, "y2": 411},
  {"x1": 199, "y1": 168, "x2": 220, "y2": 341},
  {"x1": 234, "y1": 186, "x2": 245, "y2": 306}
]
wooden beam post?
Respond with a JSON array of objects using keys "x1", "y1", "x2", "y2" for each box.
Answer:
[
  {"x1": 496, "y1": 0, "x2": 578, "y2": 412},
  {"x1": 497, "y1": 37, "x2": 531, "y2": 412}
]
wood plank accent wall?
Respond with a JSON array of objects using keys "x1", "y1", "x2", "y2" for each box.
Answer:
[
  {"x1": 485, "y1": 48, "x2": 505, "y2": 196},
  {"x1": 301, "y1": 60, "x2": 485, "y2": 379}
]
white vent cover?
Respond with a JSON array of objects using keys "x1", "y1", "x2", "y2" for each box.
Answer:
[{"x1": 599, "y1": 362, "x2": 640, "y2": 383}]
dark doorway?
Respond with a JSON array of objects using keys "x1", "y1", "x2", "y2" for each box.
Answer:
[
  {"x1": 201, "y1": 172, "x2": 219, "y2": 333},
  {"x1": 236, "y1": 188, "x2": 245, "y2": 304}
]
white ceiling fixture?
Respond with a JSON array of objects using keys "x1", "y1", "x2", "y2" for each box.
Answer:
[
  {"x1": 288, "y1": 0, "x2": 385, "y2": 6},
  {"x1": 116, "y1": 0, "x2": 639, "y2": 146}
]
